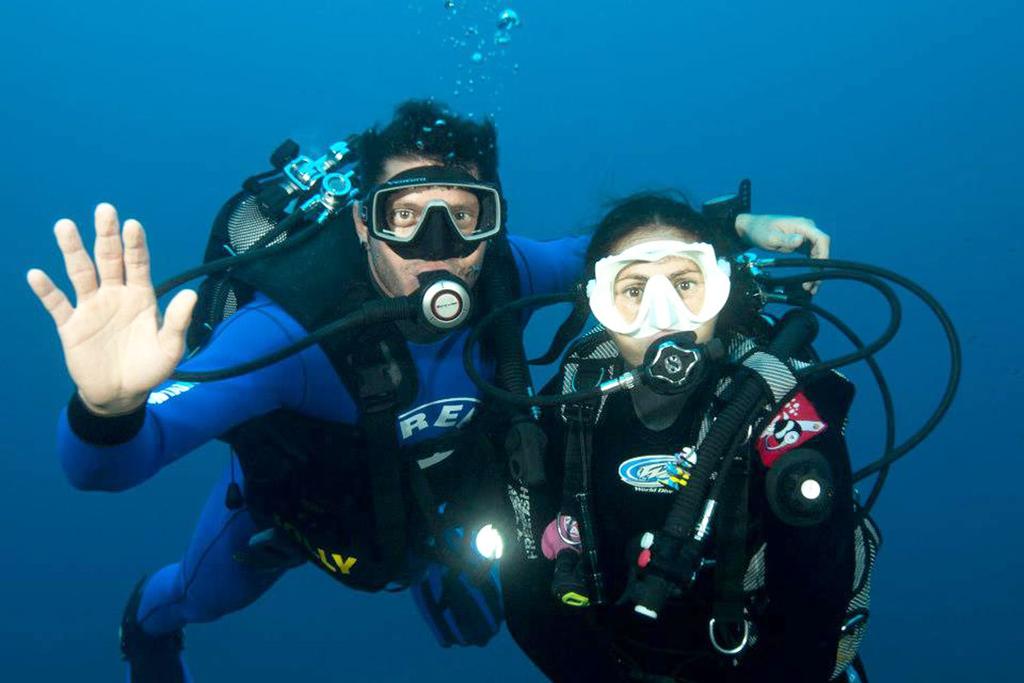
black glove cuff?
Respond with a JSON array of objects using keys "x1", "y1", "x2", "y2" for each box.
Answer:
[{"x1": 67, "y1": 392, "x2": 147, "y2": 446}]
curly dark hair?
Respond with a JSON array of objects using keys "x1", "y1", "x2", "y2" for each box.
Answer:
[
  {"x1": 585, "y1": 191, "x2": 768, "y2": 340},
  {"x1": 355, "y1": 100, "x2": 500, "y2": 189}
]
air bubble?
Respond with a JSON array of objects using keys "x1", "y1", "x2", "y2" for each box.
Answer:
[{"x1": 496, "y1": 8, "x2": 521, "y2": 30}]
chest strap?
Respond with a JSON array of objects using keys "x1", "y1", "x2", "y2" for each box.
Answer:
[{"x1": 354, "y1": 350, "x2": 408, "y2": 583}]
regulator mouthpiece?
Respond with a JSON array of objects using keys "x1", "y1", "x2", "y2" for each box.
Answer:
[
  {"x1": 641, "y1": 332, "x2": 723, "y2": 396},
  {"x1": 417, "y1": 271, "x2": 472, "y2": 330}
]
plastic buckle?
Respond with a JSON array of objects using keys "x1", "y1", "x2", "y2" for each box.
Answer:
[
  {"x1": 563, "y1": 402, "x2": 596, "y2": 426},
  {"x1": 560, "y1": 591, "x2": 590, "y2": 607},
  {"x1": 354, "y1": 364, "x2": 398, "y2": 414}
]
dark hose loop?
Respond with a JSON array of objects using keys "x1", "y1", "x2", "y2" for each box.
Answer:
[
  {"x1": 802, "y1": 302, "x2": 895, "y2": 514},
  {"x1": 462, "y1": 292, "x2": 603, "y2": 408},
  {"x1": 761, "y1": 258, "x2": 960, "y2": 487},
  {"x1": 764, "y1": 271, "x2": 902, "y2": 374}
]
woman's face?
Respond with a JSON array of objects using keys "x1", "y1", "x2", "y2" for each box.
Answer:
[{"x1": 605, "y1": 225, "x2": 719, "y2": 367}]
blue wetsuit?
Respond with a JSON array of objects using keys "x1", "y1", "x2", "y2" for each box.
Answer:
[{"x1": 58, "y1": 234, "x2": 588, "y2": 650}]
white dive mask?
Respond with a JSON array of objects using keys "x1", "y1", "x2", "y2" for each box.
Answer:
[{"x1": 586, "y1": 239, "x2": 731, "y2": 339}]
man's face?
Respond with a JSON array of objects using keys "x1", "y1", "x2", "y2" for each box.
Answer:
[{"x1": 353, "y1": 156, "x2": 489, "y2": 298}]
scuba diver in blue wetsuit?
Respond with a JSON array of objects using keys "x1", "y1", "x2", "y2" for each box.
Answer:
[{"x1": 26, "y1": 100, "x2": 833, "y2": 682}]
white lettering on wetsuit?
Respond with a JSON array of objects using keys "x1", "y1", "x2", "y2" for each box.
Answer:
[
  {"x1": 147, "y1": 382, "x2": 197, "y2": 405},
  {"x1": 398, "y1": 398, "x2": 480, "y2": 439},
  {"x1": 397, "y1": 397, "x2": 481, "y2": 470}
]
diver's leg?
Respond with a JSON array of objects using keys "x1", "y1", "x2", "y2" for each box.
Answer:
[{"x1": 122, "y1": 460, "x2": 287, "y2": 682}]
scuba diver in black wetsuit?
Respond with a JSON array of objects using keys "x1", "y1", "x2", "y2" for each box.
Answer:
[
  {"x1": 25, "y1": 100, "x2": 834, "y2": 681},
  {"x1": 462, "y1": 192, "x2": 960, "y2": 682},
  {"x1": 502, "y1": 194, "x2": 862, "y2": 682}
]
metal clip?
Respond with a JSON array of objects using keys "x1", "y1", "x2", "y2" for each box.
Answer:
[{"x1": 709, "y1": 618, "x2": 750, "y2": 656}]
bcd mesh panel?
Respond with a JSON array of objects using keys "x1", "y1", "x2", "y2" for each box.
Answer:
[{"x1": 186, "y1": 194, "x2": 284, "y2": 352}]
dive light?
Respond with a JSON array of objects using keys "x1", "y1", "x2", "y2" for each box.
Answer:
[
  {"x1": 764, "y1": 448, "x2": 834, "y2": 527},
  {"x1": 473, "y1": 524, "x2": 505, "y2": 561}
]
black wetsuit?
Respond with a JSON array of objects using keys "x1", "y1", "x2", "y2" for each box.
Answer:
[{"x1": 503, "y1": 368, "x2": 857, "y2": 682}]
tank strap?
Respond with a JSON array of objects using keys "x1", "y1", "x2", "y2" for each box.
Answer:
[{"x1": 710, "y1": 452, "x2": 752, "y2": 655}]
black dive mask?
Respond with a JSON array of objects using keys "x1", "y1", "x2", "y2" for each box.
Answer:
[
  {"x1": 640, "y1": 332, "x2": 725, "y2": 396},
  {"x1": 360, "y1": 166, "x2": 505, "y2": 261}
]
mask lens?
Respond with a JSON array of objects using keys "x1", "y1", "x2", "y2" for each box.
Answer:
[
  {"x1": 672, "y1": 257, "x2": 707, "y2": 315},
  {"x1": 445, "y1": 192, "x2": 482, "y2": 236},
  {"x1": 382, "y1": 194, "x2": 421, "y2": 240},
  {"x1": 372, "y1": 183, "x2": 500, "y2": 243},
  {"x1": 612, "y1": 267, "x2": 646, "y2": 324},
  {"x1": 590, "y1": 240, "x2": 730, "y2": 339},
  {"x1": 613, "y1": 257, "x2": 707, "y2": 322}
]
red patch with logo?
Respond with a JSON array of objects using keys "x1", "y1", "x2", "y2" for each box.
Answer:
[{"x1": 757, "y1": 391, "x2": 828, "y2": 467}]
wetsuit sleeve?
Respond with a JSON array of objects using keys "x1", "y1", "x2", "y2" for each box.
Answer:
[
  {"x1": 743, "y1": 374, "x2": 857, "y2": 681},
  {"x1": 508, "y1": 234, "x2": 589, "y2": 296},
  {"x1": 57, "y1": 295, "x2": 320, "y2": 492}
]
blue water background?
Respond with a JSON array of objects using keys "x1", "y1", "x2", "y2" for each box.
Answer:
[{"x1": 2, "y1": 1, "x2": 1021, "y2": 679}]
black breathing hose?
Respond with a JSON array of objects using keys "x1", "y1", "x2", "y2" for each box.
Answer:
[
  {"x1": 800, "y1": 301, "x2": 896, "y2": 514},
  {"x1": 170, "y1": 297, "x2": 417, "y2": 382},
  {"x1": 154, "y1": 210, "x2": 315, "y2": 297},
  {"x1": 765, "y1": 270, "x2": 902, "y2": 375},
  {"x1": 462, "y1": 292, "x2": 610, "y2": 408},
  {"x1": 480, "y1": 243, "x2": 535, "y2": 398},
  {"x1": 763, "y1": 258, "x2": 960, "y2": 481}
]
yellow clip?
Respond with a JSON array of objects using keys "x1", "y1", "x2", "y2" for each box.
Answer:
[{"x1": 561, "y1": 591, "x2": 591, "y2": 607}]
